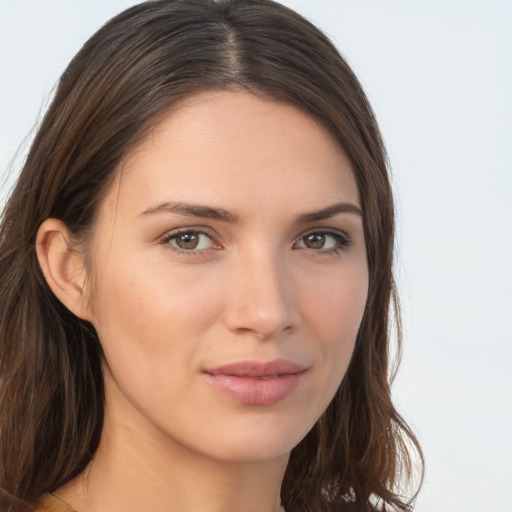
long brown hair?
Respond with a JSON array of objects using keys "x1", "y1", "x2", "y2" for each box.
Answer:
[{"x1": 0, "y1": 1, "x2": 423, "y2": 510}]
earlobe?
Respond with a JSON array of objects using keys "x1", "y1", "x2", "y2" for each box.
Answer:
[{"x1": 35, "y1": 218, "x2": 93, "y2": 322}]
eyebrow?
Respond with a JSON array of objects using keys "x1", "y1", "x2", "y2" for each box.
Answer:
[
  {"x1": 140, "y1": 200, "x2": 362, "y2": 223},
  {"x1": 296, "y1": 202, "x2": 362, "y2": 223},
  {"x1": 140, "y1": 201, "x2": 241, "y2": 223}
]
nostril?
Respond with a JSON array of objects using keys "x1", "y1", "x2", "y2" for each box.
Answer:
[{"x1": 222, "y1": 260, "x2": 298, "y2": 339}]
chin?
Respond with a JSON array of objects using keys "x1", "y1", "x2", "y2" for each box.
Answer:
[
  {"x1": 205, "y1": 436, "x2": 298, "y2": 464},
  {"x1": 181, "y1": 413, "x2": 315, "y2": 464}
]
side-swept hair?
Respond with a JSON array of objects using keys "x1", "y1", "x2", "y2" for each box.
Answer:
[{"x1": 0, "y1": 1, "x2": 423, "y2": 510}]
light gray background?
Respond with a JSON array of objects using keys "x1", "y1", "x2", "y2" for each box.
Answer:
[{"x1": 1, "y1": 2, "x2": 511, "y2": 511}]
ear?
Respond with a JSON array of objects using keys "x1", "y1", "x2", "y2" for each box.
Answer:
[{"x1": 36, "y1": 218, "x2": 93, "y2": 322}]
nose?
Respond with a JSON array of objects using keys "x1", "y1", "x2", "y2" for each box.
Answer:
[{"x1": 222, "y1": 247, "x2": 299, "y2": 340}]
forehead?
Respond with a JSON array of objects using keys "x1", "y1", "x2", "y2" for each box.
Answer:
[{"x1": 107, "y1": 90, "x2": 360, "y2": 220}]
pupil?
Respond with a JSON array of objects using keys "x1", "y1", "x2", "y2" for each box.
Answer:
[
  {"x1": 177, "y1": 233, "x2": 199, "y2": 249},
  {"x1": 305, "y1": 233, "x2": 325, "y2": 249}
]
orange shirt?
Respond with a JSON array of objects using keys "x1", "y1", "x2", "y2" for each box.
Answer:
[{"x1": 35, "y1": 494, "x2": 77, "y2": 512}]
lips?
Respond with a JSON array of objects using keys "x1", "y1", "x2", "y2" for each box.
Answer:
[{"x1": 203, "y1": 359, "x2": 306, "y2": 406}]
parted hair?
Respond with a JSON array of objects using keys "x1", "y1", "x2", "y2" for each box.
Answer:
[{"x1": 0, "y1": 1, "x2": 423, "y2": 510}]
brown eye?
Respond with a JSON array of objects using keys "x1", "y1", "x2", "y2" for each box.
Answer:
[
  {"x1": 303, "y1": 233, "x2": 326, "y2": 249},
  {"x1": 175, "y1": 233, "x2": 200, "y2": 250},
  {"x1": 296, "y1": 231, "x2": 349, "y2": 252},
  {"x1": 163, "y1": 231, "x2": 215, "y2": 252}
]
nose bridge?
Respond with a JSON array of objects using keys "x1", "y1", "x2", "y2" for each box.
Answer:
[{"x1": 224, "y1": 242, "x2": 297, "y2": 339}]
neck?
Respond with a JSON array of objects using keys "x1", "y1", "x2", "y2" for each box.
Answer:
[{"x1": 56, "y1": 376, "x2": 289, "y2": 512}]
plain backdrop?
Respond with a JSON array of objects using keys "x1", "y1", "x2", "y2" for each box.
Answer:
[{"x1": 1, "y1": 2, "x2": 511, "y2": 511}]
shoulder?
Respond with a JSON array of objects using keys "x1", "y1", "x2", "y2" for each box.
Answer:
[{"x1": 34, "y1": 494, "x2": 77, "y2": 512}]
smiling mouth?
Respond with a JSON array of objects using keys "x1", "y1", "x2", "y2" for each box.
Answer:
[{"x1": 203, "y1": 359, "x2": 306, "y2": 406}]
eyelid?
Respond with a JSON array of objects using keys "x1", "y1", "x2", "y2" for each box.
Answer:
[
  {"x1": 294, "y1": 228, "x2": 352, "y2": 252},
  {"x1": 157, "y1": 226, "x2": 352, "y2": 256},
  {"x1": 159, "y1": 227, "x2": 222, "y2": 255},
  {"x1": 303, "y1": 227, "x2": 350, "y2": 239}
]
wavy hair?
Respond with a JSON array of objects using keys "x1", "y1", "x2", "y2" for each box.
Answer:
[{"x1": 0, "y1": 1, "x2": 423, "y2": 510}]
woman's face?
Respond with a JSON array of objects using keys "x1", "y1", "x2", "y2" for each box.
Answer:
[{"x1": 86, "y1": 90, "x2": 368, "y2": 463}]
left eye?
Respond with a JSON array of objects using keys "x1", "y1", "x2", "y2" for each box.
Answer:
[
  {"x1": 296, "y1": 232, "x2": 347, "y2": 251},
  {"x1": 166, "y1": 231, "x2": 214, "y2": 251}
]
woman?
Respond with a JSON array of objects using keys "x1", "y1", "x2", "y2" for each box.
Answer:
[{"x1": 0, "y1": 1, "x2": 423, "y2": 511}]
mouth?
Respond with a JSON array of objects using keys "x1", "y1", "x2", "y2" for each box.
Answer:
[{"x1": 203, "y1": 359, "x2": 306, "y2": 406}]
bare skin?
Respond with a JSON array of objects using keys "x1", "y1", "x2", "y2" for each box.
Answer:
[{"x1": 38, "y1": 91, "x2": 368, "y2": 512}]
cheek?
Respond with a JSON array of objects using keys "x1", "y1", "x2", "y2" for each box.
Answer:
[
  {"x1": 305, "y1": 264, "x2": 367, "y2": 334},
  {"x1": 90, "y1": 254, "x2": 226, "y2": 366},
  {"x1": 301, "y1": 266, "x2": 368, "y2": 380},
  {"x1": 88, "y1": 259, "x2": 226, "y2": 424}
]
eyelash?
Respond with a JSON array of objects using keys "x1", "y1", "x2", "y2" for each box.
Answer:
[
  {"x1": 159, "y1": 228, "x2": 351, "y2": 256},
  {"x1": 159, "y1": 229, "x2": 219, "y2": 257},
  {"x1": 297, "y1": 231, "x2": 351, "y2": 255}
]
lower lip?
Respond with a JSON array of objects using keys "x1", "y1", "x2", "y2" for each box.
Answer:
[{"x1": 204, "y1": 372, "x2": 303, "y2": 406}]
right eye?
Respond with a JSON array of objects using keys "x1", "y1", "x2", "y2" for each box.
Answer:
[{"x1": 161, "y1": 230, "x2": 217, "y2": 254}]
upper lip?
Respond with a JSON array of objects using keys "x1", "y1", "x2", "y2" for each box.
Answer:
[{"x1": 203, "y1": 359, "x2": 306, "y2": 378}]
